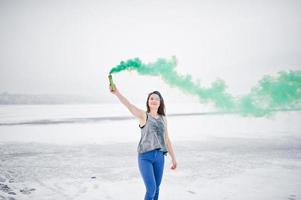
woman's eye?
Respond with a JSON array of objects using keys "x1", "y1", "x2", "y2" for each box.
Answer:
[{"x1": 150, "y1": 97, "x2": 160, "y2": 101}]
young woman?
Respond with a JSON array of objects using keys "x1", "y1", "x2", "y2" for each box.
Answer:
[{"x1": 109, "y1": 85, "x2": 177, "y2": 200}]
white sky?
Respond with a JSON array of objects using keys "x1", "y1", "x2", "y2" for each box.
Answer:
[{"x1": 0, "y1": 0, "x2": 300, "y2": 103}]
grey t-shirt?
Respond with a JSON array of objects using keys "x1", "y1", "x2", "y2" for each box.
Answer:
[{"x1": 137, "y1": 112, "x2": 168, "y2": 155}]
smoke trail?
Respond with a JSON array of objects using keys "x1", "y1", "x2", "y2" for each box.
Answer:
[
  {"x1": 109, "y1": 57, "x2": 301, "y2": 117},
  {"x1": 238, "y1": 70, "x2": 301, "y2": 116}
]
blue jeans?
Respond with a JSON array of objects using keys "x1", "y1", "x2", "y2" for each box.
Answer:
[{"x1": 138, "y1": 149, "x2": 165, "y2": 200}]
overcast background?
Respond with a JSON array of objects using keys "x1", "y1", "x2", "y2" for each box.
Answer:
[{"x1": 0, "y1": 0, "x2": 300, "y2": 104}]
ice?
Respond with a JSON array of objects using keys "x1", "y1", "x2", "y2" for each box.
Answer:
[{"x1": 0, "y1": 104, "x2": 301, "y2": 199}]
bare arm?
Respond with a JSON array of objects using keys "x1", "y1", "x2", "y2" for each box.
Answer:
[
  {"x1": 163, "y1": 116, "x2": 177, "y2": 170},
  {"x1": 110, "y1": 86, "x2": 145, "y2": 122}
]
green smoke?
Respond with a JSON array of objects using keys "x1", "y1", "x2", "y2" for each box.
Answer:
[{"x1": 109, "y1": 57, "x2": 301, "y2": 117}]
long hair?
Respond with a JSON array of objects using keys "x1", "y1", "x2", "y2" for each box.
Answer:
[{"x1": 146, "y1": 91, "x2": 166, "y2": 116}]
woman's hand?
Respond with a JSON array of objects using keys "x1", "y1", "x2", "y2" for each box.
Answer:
[
  {"x1": 171, "y1": 159, "x2": 177, "y2": 170},
  {"x1": 109, "y1": 85, "x2": 119, "y2": 95}
]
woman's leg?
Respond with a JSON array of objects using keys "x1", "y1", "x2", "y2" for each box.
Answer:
[
  {"x1": 138, "y1": 151, "x2": 157, "y2": 200},
  {"x1": 153, "y1": 151, "x2": 165, "y2": 200}
]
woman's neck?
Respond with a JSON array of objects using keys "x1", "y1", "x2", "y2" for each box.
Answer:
[{"x1": 149, "y1": 110, "x2": 159, "y2": 116}]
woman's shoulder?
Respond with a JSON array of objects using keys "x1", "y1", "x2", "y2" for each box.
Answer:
[
  {"x1": 160, "y1": 114, "x2": 167, "y2": 122},
  {"x1": 160, "y1": 113, "x2": 167, "y2": 118}
]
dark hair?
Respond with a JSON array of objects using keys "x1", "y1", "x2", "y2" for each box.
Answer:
[{"x1": 146, "y1": 91, "x2": 166, "y2": 116}]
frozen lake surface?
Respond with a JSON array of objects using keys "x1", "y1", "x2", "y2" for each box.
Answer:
[{"x1": 0, "y1": 104, "x2": 301, "y2": 200}]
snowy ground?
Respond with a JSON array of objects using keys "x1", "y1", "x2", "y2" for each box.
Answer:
[
  {"x1": 1, "y1": 138, "x2": 300, "y2": 200},
  {"x1": 0, "y1": 104, "x2": 301, "y2": 200}
]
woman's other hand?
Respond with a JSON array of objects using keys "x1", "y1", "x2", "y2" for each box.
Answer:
[{"x1": 171, "y1": 159, "x2": 177, "y2": 170}]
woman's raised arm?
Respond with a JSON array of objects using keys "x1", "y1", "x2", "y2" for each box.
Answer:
[{"x1": 110, "y1": 85, "x2": 145, "y2": 121}]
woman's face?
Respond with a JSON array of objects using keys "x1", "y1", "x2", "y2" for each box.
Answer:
[{"x1": 148, "y1": 93, "x2": 161, "y2": 110}]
